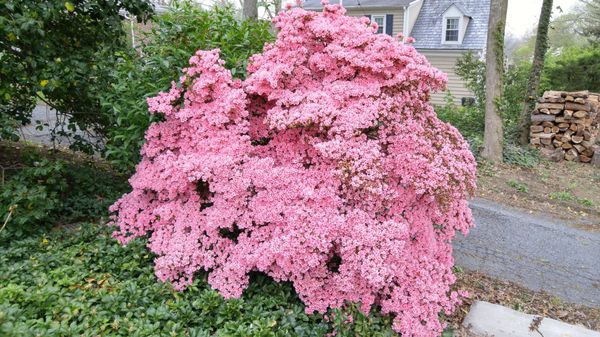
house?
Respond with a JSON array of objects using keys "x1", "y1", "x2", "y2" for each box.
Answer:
[{"x1": 301, "y1": 0, "x2": 490, "y2": 105}]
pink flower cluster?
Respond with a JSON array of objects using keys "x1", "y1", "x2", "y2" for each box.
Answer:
[{"x1": 110, "y1": 3, "x2": 476, "y2": 336}]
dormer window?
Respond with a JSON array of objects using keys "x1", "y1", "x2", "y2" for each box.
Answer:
[
  {"x1": 445, "y1": 18, "x2": 459, "y2": 42},
  {"x1": 440, "y1": 3, "x2": 471, "y2": 45}
]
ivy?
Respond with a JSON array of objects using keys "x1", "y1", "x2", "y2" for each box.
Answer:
[{"x1": 0, "y1": 223, "x2": 398, "y2": 336}]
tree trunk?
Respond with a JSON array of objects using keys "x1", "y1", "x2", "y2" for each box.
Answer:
[
  {"x1": 243, "y1": 0, "x2": 258, "y2": 20},
  {"x1": 481, "y1": 0, "x2": 508, "y2": 162},
  {"x1": 519, "y1": 0, "x2": 554, "y2": 145}
]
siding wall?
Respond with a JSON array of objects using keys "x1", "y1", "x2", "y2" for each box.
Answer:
[
  {"x1": 418, "y1": 49, "x2": 475, "y2": 106},
  {"x1": 346, "y1": 8, "x2": 405, "y2": 36}
]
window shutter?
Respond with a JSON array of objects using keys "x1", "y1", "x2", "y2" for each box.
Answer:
[{"x1": 385, "y1": 14, "x2": 393, "y2": 36}]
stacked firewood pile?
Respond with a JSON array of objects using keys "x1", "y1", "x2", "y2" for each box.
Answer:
[{"x1": 530, "y1": 91, "x2": 600, "y2": 164}]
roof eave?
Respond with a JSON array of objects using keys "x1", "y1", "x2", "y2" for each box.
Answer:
[
  {"x1": 303, "y1": 5, "x2": 407, "y2": 10},
  {"x1": 414, "y1": 46, "x2": 484, "y2": 51}
]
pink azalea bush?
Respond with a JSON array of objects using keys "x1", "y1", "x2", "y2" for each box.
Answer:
[{"x1": 109, "y1": 2, "x2": 476, "y2": 336}]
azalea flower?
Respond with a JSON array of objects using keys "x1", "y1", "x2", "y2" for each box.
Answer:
[{"x1": 110, "y1": 4, "x2": 476, "y2": 336}]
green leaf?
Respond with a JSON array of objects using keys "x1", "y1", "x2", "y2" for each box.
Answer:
[{"x1": 65, "y1": 2, "x2": 75, "y2": 13}]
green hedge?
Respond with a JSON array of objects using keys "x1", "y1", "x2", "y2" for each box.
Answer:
[{"x1": 543, "y1": 46, "x2": 600, "y2": 93}]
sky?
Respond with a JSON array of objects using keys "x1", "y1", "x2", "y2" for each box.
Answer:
[{"x1": 506, "y1": 0, "x2": 580, "y2": 37}]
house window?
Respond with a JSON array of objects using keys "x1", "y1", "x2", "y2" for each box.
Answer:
[
  {"x1": 372, "y1": 15, "x2": 385, "y2": 34},
  {"x1": 445, "y1": 18, "x2": 459, "y2": 42}
]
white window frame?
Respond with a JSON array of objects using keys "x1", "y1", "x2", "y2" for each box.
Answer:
[
  {"x1": 371, "y1": 14, "x2": 386, "y2": 35},
  {"x1": 442, "y1": 16, "x2": 461, "y2": 44}
]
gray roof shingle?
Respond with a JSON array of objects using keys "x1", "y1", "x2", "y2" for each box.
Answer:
[
  {"x1": 301, "y1": 0, "x2": 489, "y2": 50},
  {"x1": 302, "y1": 0, "x2": 413, "y2": 10},
  {"x1": 410, "y1": 0, "x2": 490, "y2": 50}
]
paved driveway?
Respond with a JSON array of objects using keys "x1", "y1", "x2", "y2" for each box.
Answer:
[{"x1": 455, "y1": 198, "x2": 600, "y2": 307}]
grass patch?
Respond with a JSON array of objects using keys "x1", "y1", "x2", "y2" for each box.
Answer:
[
  {"x1": 549, "y1": 191, "x2": 576, "y2": 201},
  {"x1": 578, "y1": 198, "x2": 594, "y2": 207},
  {"x1": 548, "y1": 191, "x2": 594, "y2": 207},
  {"x1": 507, "y1": 180, "x2": 528, "y2": 193}
]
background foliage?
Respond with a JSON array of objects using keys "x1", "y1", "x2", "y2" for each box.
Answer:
[
  {"x1": 435, "y1": 94, "x2": 484, "y2": 154},
  {"x1": 437, "y1": 52, "x2": 536, "y2": 166},
  {"x1": 428, "y1": 50, "x2": 555, "y2": 166},
  {"x1": 100, "y1": 3, "x2": 273, "y2": 172},
  {"x1": 0, "y1": 0, "x2": 153, "y2": 152},
  {"x1": 543, "y1": 46, "x2": 600, "y2": 92},
  {"x1": 579, "y1": 0, "x2": 600, "y2": 44}
]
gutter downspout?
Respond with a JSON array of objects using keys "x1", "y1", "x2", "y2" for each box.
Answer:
[{"x1": 403, "y1": 6, "x2": 408, "y2": 37}]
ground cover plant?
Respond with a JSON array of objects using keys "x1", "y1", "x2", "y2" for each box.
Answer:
[
  {"x1": 0, "y1": 142, "x2": 127, "y2": 239},
  {"x1": 110, "y1": 3, "x2": 477, "y2": 336},
  {"x1": 0, "y1": 223, "x2": 398, "y2": 337}
]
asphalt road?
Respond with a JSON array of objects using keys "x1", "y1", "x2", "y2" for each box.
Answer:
[
  {"x1": 18, "y1": 104, "x2": 101, "y2": 148},
  {"x1": 19, "y1": 104, "x2": 64, "y2": 145},
  {"x1": 454, "y1": 198, "x2": 600, "y2": 307}
]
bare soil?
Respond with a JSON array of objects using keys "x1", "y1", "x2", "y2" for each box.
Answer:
[{"x1": 476, "y1": 160, "x2": 600, "y2": 232}]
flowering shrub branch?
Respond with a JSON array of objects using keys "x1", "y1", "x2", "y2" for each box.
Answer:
[{"x1": 110, "y1": 2, "x2": 476, "y2": 336}]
